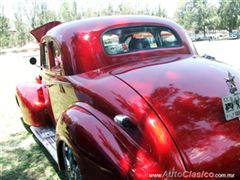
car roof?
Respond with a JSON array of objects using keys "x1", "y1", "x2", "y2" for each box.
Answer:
[
  {"x1": 47, "y1": 15, "x2": 181, "y2": 37},
  {"x1": 42, "y1": 15, "x2": 196, "y2": 75}
]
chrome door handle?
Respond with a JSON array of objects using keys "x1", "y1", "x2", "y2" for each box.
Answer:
[{"x1": 114, "y1": 115, "x2": 133, "y2": 128}]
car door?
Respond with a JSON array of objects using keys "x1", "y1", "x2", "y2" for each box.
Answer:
[{"x1": 41, "y1": 39, "x2": 78, "y2": 124}]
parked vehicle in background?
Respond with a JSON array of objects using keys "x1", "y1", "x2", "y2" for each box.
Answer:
[
  {"x1": 215, "y1": 33, "x2": 229, "y2": 40},
  {"x1": 191, "y1": 34, "x2": 214, "y2": 41},
  {"x1": 229, "y1": 32, "x2": 239, "y2": 40}
]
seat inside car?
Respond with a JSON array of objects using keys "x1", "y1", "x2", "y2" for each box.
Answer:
[{"x1": 128, "y1": 38, "x2": 150, "y2": 51}]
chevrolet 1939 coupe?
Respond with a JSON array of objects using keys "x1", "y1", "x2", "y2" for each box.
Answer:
[{"x1": 16, "y1": 16, "x2": 240, "y2": 179}]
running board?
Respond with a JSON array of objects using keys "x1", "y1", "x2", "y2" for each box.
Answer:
[{"x1": 30, "y1": 126, "x2": 58, "y2": 163}]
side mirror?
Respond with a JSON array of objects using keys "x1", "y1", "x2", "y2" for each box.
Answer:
[{"x1": 29, "y1": 57, "x2": 37, "y2": 65}]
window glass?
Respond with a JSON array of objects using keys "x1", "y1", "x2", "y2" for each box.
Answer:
[
  {"x1": 42, "y1": 42, "x2": 49, "y2": 68},
  {"x1": 160, "y1": 30, "x2": 180, "y2": 47},
  {"x1": 102, "y1": 34, "x2": 122, "y2": 55},
  {"x1": 102, "y1": 26, "x2": 181, "y2": 55},
  {"x1": 50, "y1": 41, "x2": 62, "y2": 69},
  {"x1": 130, "y1": 32, "x2": 157, "y2": 49}
]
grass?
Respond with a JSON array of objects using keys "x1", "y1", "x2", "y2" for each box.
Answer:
[{"x1": 0, "y1": 129, "x2": 63, "y2": 180}]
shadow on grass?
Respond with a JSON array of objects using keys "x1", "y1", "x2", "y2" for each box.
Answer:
[{"x1": 1, "y1": 131, "x2": 65, "y2": 180}]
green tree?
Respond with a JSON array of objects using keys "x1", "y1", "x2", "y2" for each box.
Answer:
[
  {"x1": 14, "y1": 13, "x2": 28, "y2": 46},
  {"x1": 0, "y1": 15, "x2": 10, "y2": 48},
  {"x1": 59, "y1": 1, "x2": 80, "y2": 21},
  {"x1": 152, "y1": 5, "x2": 167, "y2": 17},
  {"x1": 207, "y1": 6, "x2": 219, "y2": 31},
  {"x1": 21, "y1": 0, "x2": 39, "y2": 29},
  {"x1": 19, "y1": 0, "x2": 58, "y2": 28},
  {"x1": 36, "y1": 5, "x2": 58, "y2": 26},
  {"x1": 174, "y1": 0, "x2": 189, "y2": 27},
  {"x1": 99, "y1": 3, "x2": 116, "y2": 16},
  {"x1": 142, "y1": 5, "x2": 151, "y2": 15},
  {"x1": 218, "y1": 0, "x2": 240, "y2": 33},
  {"x1": 118, "y1": 3, "x2": 133, "y2": 15},
  {"x1": 106, "y1": 4, "x2": 114, "y2": 15},
  {"x1": 175, "y1": 0, "x2": 218, "y2": 36}
]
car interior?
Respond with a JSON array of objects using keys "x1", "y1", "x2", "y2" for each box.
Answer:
[{"x1": 128, "y1": 37, "x2": 151, "y2": 51}]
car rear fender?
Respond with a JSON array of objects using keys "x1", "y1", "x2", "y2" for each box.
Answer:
[
  {"x1": 56, "y1": 103, "x2": 132, "y2": 179},
  {"x1": 16, "y1": 83, "x2": 53, "y2": 126}
]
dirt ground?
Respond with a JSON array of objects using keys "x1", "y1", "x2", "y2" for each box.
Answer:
[{"x1": 0, "y1": 39, "x2": 239, "y2": 179}]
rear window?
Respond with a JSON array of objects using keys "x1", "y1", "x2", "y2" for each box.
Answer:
[{"x1": 102, "y1": 26, "x2": 181, "y2": 55}]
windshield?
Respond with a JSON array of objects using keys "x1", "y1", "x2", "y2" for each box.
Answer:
[{"x1": 102, "y1": 26, "x2": 181, "y2": 55}]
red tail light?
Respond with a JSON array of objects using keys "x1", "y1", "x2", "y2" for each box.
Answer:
[{"x1": 37, "y1": 87, "x2": 45, "y2": 103}]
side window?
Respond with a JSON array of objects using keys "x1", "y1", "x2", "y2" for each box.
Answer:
[
  {"x1": 50, "y1": 41, "x2": 62, "y2": 69},
  {"x1": 160, "y1": 30, "x2": 181, "y2": 47},
  {"x1": 42, "y1": 42, "x2": 50, "y2": 68},
  {"x1": 102, "y1": 34, "x2": 124, "y2": 55}
]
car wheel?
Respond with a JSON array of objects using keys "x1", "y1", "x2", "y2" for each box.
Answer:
[{"x1": 62, "y1": 142, "x2": 82, "y2": 180}]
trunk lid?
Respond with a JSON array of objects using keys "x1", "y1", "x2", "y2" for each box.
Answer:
[
  {"x1": 30, "y1": 21, "x2": 61, "y2": 42},
  {"x1": 112, "y1": 56, "x2": 240, "y2": 173}
]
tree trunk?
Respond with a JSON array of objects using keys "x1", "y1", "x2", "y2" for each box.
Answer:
[{"x1": 203, "y1": 26, "x2": 206, "y2": 37}]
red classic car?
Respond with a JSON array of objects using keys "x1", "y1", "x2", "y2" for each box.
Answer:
[{"x1": 16, "y1": 16, "x2": 240, "y2": 179}]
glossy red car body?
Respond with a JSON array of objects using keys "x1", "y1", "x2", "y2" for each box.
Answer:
[{"x1": 16, "y1": 16, "x2": 240, "y2": 179}]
